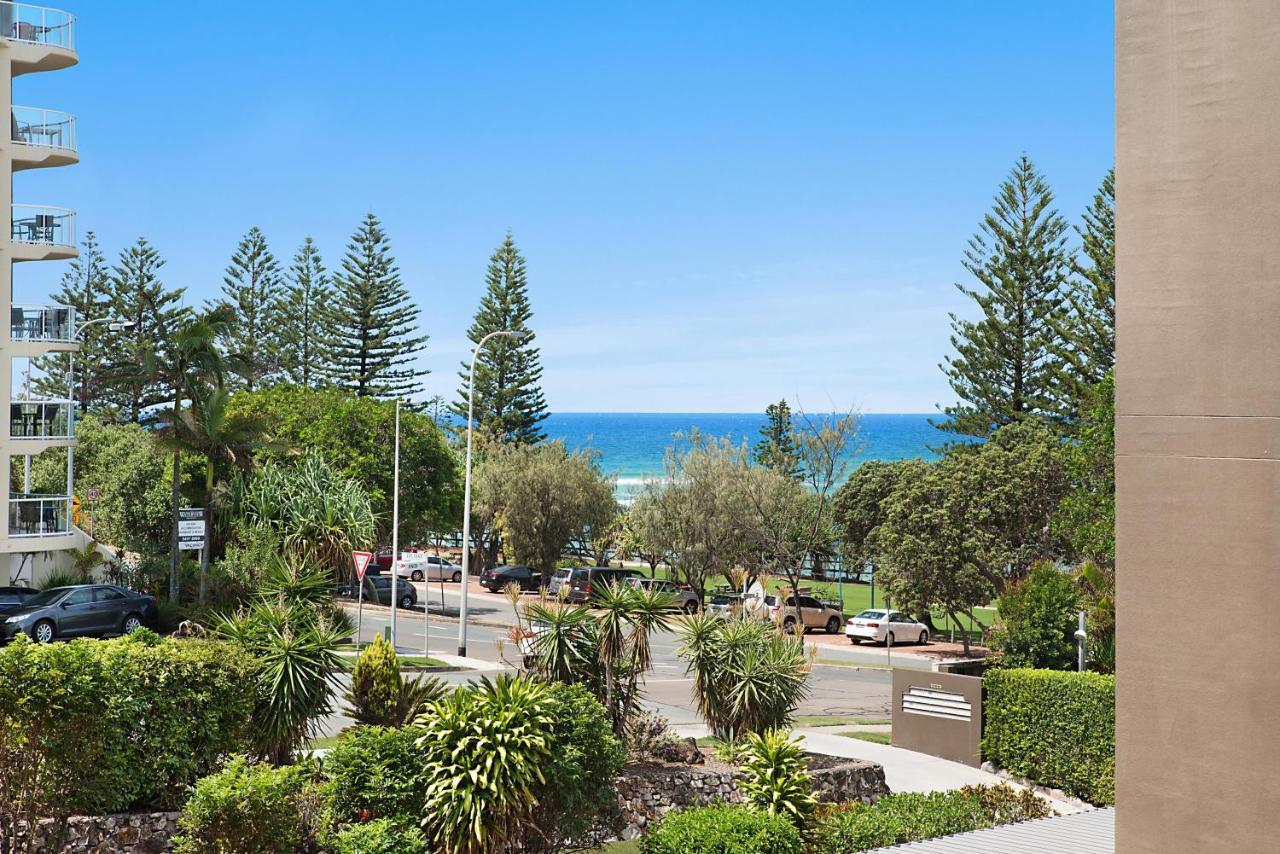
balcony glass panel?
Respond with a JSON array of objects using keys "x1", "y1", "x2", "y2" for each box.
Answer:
[
  {"x1": 8, "y1": 494, "x2": 70, "y2": 537},
  {"x1": 11, "y1": 303, "x2": 74, "y2": 341},
  {"x1": 0, "y1": 3, "x2": 73, "y2": 50},
  {"x1": 11, "y1": 205, "x2": 74, "y2": 247},
  {"x1": 10, "y1": 400, "x2": 70, "y2": 438},
  {"x1": 11, "y1": 106, "x2": 75, "y2": 150}
]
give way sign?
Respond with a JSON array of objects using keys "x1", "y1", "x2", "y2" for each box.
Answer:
[{"x1": 352, "y1": 551, "x2": 373, "y2": 581}]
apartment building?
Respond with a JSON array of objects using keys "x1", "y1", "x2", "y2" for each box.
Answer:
[{"x1": 0, "y1": 3, "x2": 80, "y2": 583}]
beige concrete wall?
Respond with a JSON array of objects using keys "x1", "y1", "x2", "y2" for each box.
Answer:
[{"x1": 1116, "y1": 2, "x2": 1280, "y2": 850}]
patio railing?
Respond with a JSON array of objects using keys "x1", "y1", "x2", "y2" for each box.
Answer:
[
  {"x1": 0, "y1": 2, "x2": 73, "y2": 51},
  {"x1": 11, "y1": 106, "x2": 75, "y2": 150},
  {"x1": 10, "y1": 303, "x2": 74, "y2": 341},
  {"x1": 8, "y1": 494, "x2": 70, "y2": 537},
  {"x1": 10, "y1": 400, "x2": 71, "y2": 439},
  {"x1": 11, "y1": 204, "x2": 74, "y2": 248}
]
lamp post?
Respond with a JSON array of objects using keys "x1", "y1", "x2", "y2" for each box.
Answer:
[
  {"x1": 457, "y1": 329, "x2": 526, "y2": 656},
  {"x1": 66, "y1": 317, "x2": 134, "y2": 513},
  {"x1": 389, "y1": 400, "x2": 402, "y2": 649}
]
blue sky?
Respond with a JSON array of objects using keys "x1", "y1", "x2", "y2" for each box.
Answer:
[{"x1": 16, "y1": 1, "x2": 1114, "y2": 413}]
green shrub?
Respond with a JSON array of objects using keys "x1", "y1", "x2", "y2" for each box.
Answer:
[
  {"x1": 174, "y1": 758, "x2": 318, "y2": 854},
  {"x1": 332, "y1": 817, "x2": 428, "y2": 854},
  {"x1": 324, "y1": 726, "x2": 431, "y2": 826},
  {"x1": 812, "y1": 785, "x2": 1051, "y2": 853},
  {"x1": 0, "y1": 634, "x2": 256, "y2": 828},
  {"x1": 534, "y1": 682, "x2": 627, "y2": 847},
  {"x1": 346, "y1": 634, "x2": 403, "y2": 725},
  {"x1": 988, "y1": 562, "x2": 1081, "y2": 669},
  {"x1": 738, "y1": 728, "x2": 817, "y2": 826},
  {"x1": 982, "y1": 668, "x2": 1114, "y2": 804},
  {"x1": 417, "y1": 675, "x2": 557, "y2": 853},
  {"x1": 642, "y1": 804, "x2": 805, "y2": 854}
]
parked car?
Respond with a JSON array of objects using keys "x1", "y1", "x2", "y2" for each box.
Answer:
[
  {"x1": 844, "y1": 609, "x2": 930, "y2": 645},
  {"x1": 479, "y1": 565, "x2": 544, "y2": 593},
  {"x1": 547, "y1": 567, "x2": 574, "y2": 597},
  {"x1": 624, "y1": 576, "x2": 700, "y2": 614},
  {"x1": 395, "y1": 553, "x2": 462, "y2": 583},
  {"x1": 339, "y1": 575, "x2": 417, "y2": 609},
  {"x1": 705, "y1": 591, "x2": 743, "y2": 617},
  {"x1": 764, "y1": 594, "x2": 845, "y2": 634},
  {"x1": 0, "y1": 586, "x2": 37, "y2": 615},
  {"x1": 1, "y1": 584, "x2": 158, "y2": 644},
  {"x1": 564, "y1": 566, "x2": 641, "y2": 603}
]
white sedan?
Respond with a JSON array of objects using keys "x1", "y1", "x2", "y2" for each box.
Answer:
[
  {"x1": 395, "y1": 554, "x2": 463, "y2": 583},
  {"x1": 845, "y1": 609, "x2": 930, "y2": 646}
]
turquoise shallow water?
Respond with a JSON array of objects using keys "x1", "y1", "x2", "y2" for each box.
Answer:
[{"x1": 542, "y1": 412, "x2": 944, "y2": 496}]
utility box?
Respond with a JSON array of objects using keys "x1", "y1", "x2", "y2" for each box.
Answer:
[{"x1": 891, "y1": 669, "x2": 983, "y2": 767}]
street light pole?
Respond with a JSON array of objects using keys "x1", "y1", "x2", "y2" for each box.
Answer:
[
  {"x1": 390, "y1": 400, "x2": 401, "y2": 650},
  {"x1": 458, "y1": 329, "x2": 526, "y2": 657}
]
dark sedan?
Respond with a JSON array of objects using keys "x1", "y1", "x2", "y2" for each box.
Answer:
[
  {"x1": 1, "y1": 584, "x2": 158, "y2": 644},
  {"x1": 337, "y1": 576, "x2": 417, "y2": 609},
  {"x1": 479, "y1": 565, "x2": 544, "y2": 593},
  {"x1": 0, "y1": 586, "x2": 38, "y2": 615}
]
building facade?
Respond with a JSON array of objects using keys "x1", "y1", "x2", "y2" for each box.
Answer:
[
  {"x1": 0, "y1": 2, "x2": 80, "y2": 582},
  {"x1": 1117, "y1": 1, "x2": 1280, "y2": 850}
]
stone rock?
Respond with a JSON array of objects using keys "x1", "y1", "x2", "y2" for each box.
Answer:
[{"x1": 657, "y1": 737, "x2": 705, "y2": 765}]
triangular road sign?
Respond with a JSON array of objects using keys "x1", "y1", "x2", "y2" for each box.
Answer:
[{"x1": 353, "y1": 550, "x2": 374, "y2": 580}]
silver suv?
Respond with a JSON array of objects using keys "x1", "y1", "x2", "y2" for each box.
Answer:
[{"x1": 624, "y1": 576, "x2": 701, "y2": 614}]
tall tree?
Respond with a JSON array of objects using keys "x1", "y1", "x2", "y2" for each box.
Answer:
[
  {"x1": 1053, "y1": 168, "x2": 1116, "y2": 411},
  {"x1": 216, "y1": 226, "x2": 282, "y2": 390},
  {"x1": 32, "y1": 232, "x2": 111, "y2": 407},
  {"x1": 98, "y1": 238, "x2": 187, "y2": 423},
  {"x1": 270, "y1": 237, "x2": 332, "y2": 388},
  {"x1": 326, "y1": 213, "x2": 427, "y2": 399},
  {"x1": 939, "y1": 155, "x2": 1073, "y2": 439},
  {"x1": 753, "y1": 399, "x2": 801, "y2": 478},
  {"x1": 452, "y1": 232, "x2": 548, "y2": 445}
]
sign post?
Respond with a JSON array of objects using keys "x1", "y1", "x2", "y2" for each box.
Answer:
[
  {"x1": 86, "y1": 487, "x2": 100, "y2": 539},
  {"x1": 352, "y1": 550, "x2": 373, "y2": 650}
]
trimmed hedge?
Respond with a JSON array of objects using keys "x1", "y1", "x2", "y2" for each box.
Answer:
[
  {"x1": 332, "y1": 818, "x2": 428, "y2": 854},
  {"x1": 982, "y1": 668, "x2": 1115, "y2": 804},
  {"x1": 174, "y1": 757, "x2": 319, "y2": 854},
  {"x1": 813, "y1": 785, "x2": 1052, "y2": 853},
  {"x1": 0, "y1": 634, "x2": 257, "y2": 816},
  {"x1": 641, "y1": 804, "x2": 805, "y2": 854},
  {"x1": 324, "y1": 725, "x2": 432, "y2": 826}
]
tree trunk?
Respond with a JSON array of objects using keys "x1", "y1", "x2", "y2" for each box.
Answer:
[
  {"x1": 168, "y1": 443, "x2": 181, "y2": 602},
  {"x1": 951, "y1": 609, "x2": 970, "y2": 655},
  {"x1": 198, "y1": 461, "x2": 213, "y2": 606}
]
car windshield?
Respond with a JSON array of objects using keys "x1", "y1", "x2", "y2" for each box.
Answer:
[
  {"x1": 854, "y1": 610, "x2": 887, "y2": 619},
  {"x1": 20, "y1": 587, "x2": 73, "y2": 608}
]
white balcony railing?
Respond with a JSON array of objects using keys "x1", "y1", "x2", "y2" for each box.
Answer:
[
  {"x1": 11, "y1": 400, "x2": 71, "y2": 439},
  {"x1": 0, "y1": 2, "x2": 73, "y2": 51},
  {"x1": 8, "y1": 494, "x2": 70, "y2": 537},
  {"x1": 10, "y1": 303, "x2": 74, "y2": 342},
  {"x1": 11, "y1": 204, "x2": 74, "y2": 248},
  {"x1": 11, "y1": 106, "x2": 75, "y2": 150}
]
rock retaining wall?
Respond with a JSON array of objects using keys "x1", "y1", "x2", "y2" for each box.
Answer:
[
  {"x1": 24, "y1": 811, "x2": 180, "y2": 853},
  {"x1": 614, "y1": 757, "x2": 889, "y2": 839}
]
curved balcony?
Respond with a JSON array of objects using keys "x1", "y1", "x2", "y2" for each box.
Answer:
[
  {"x1": 10, "y1": 204, "x2": 75, "y2": 261},
  {"x1": 1, "y1": 2, "x2": 76, "y2": 75},
  {"x1": 8, "y1": 493, "x2": 71, "y2": 538},
  {"x1": 11, "y1": 106, "x2": 77, "y2": 169},
  {"x1": 10, "y1": 303, "x2": 74, "y2": 343},
  {"x1": 11, "y1": 400, "x2": 71, "y2": 444}
]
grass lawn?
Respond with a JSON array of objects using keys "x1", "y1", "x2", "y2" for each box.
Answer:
[
  {"x1": 591, "y1": 842, "x2": 641, "y2": 854},
  {"x1": 399, "y1": 656, "x2": 449, "y2": 668},
  {"x1": 839, "y1": 730, "x2": 892, "y2": 745},
  {"x1": 306, "y1": 734, "x2": 343, "y2": 750}
]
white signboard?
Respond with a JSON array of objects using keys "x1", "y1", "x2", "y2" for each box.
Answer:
[{"x1": 178, "y1": 507, "x2": 206, "y2": 551}]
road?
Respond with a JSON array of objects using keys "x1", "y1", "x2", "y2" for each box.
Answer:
[{"x1": 341, "y1": 579, "x2": 896, "y2": 726}]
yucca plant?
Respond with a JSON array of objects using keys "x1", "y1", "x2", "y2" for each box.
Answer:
[
  {"x1": 414, "y1": 675, "x2": 556, "y2": 853},
  {"x1": 677, "y1": 613, "x2": 811, "y2": 740},
  {"x1": 521, "y1": 601, "x2": 597, "y2": 684},
  {"x1": 590, "y1": 580, "x2": 679, "y2": 734},
  {"x1": 738, "y1": 728, "x2": 818, "y2": 827}
]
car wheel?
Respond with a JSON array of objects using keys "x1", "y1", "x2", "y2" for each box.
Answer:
[
  {"x1": 32, "y1": 620, "x2": 55, "y2": 644},
  {"x1": 782, "y1": 617, "x2": 797, "y2": 635},
  {"x1": 452, "y1": 571, "x2": 462, "y2": 583},
  {"x1": 399, "y1": 595, "x2": 414, "y2": 609},
  {"x1": 122, "y1": 613, "x2": 144, "y2": 635},
  {"x1": 918, "y1": 630, "x2": 929, "y2": 645},
  {"x1": 683, "y1": 600, "x2": 700, "y2": 615},
  {"x1": 885, "y1": 631, "x2": 895, "y2": 646},
  {"x1": 411, "y1": 570, "x2": 424, "y2": 582},
  {"x1": 825, "y1": 616, "x2": 841, "y2": 634}
]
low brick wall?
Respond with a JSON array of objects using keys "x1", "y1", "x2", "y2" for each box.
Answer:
[
  {"x1": 27, "y1": 811, "x2": 180, "y2": 853},
  {"x1": 614, "y1": 756, "x2": 888, "y2": 839}
]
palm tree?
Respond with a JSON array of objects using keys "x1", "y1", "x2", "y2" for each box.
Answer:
[
  {"x1": 173, "y1": 383, "x2": 272, "y2": 604},
  {"x1": 152, "y1": 307, "x2": 237, "y2": 602}
]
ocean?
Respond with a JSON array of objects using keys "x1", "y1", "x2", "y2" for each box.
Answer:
[{"x1": 541, "y1": 412, "x2": 944, "y2": 502}]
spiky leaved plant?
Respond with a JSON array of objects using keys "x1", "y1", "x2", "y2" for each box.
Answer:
[{"x1": 738, "y1": 728, "x2": 818, "y2": 827}]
